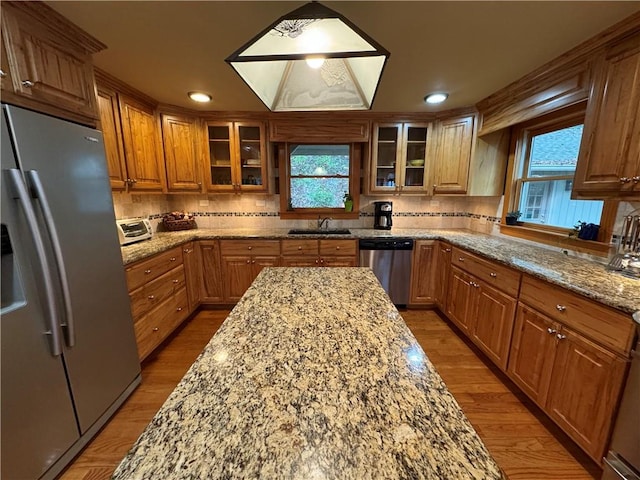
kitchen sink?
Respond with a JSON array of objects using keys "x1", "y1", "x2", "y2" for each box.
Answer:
[{"x1": 288, "y1": 229, "x2": 351, "y2": 235}]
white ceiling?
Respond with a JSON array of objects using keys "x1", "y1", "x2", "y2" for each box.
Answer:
[{"x1": 48, "y1": 1, "x2": 640, "y2": 113}]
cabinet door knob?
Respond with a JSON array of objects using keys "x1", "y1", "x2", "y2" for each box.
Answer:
[
  {"x1": 172, "y1": 279, "x2": 179, "y2": 284},
  {"x1": 336, "y1": 246, "x2": 340, "y2": 250},
  {"x1": 547, "y1": 327, "x2": 557, "y2": 334},
  {"x1": 144, "y1": 269, "x2": 152, "y2": 274},
  {"x1": 315, "y1": 259, "x2": 319, "y2": 264},
  {"x1": 176, "y1": 307, "x2": 183, "y2": 312},
  {"x1": 21, "y1": 80, "x2": 34, "y2": 88},
  {"x1": 0, "y1": 69, "x2": 6, "y2": 78},
  {"x1": 246, "y1": 259, "x2": 251, "y2": 264},
  {"x1": 556, "y1": 304, "x2": 566, "y2": 312},
  {"x1": 152, "y1": 327, "x2": 159, "y2": 332},
  {"x1": 556, "y1": 333, "x2": 566, "y2": 340},
  {"x1": 445, "y1": 248, "x2": 451, "y2": 252},
  {"x1": 251, "y1": 260, "x2": 255, "y2": 264},
  {"x1": 248, "y1": 246, "x2": 253, "y2": 250},
  {"x1": 489, "y1": 272, "x2": 497, "y2": 278},
  {"x1": 632, "y1": 176, "x2": 640, "y2": 184},
  {"x1": 297, "y1": 246, "x2": 302, "y2": 250},
  {"x1": 458, "y1": 257, "x2": 465, "y2": 262},
  {"x1": 148, "y1": 295, "x2": 155, "y2": 300},
  {"x1": 170, "y1": 257, "x2": 176, "y2": 261},
  {"x1": 620, "y1": 177, "x2": 631, "y2": 183}
]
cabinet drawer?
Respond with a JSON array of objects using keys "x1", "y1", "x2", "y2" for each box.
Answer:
[
  {"x1": 451, "y1": 247, "x2": 521, "y2": 297},
  {"x1": 125, "y1": 246, "x2": 184, "y2": 291},
  {"x1": 281, "y1": 239, "x2": 319, "y2": 256},
  {"x1": 219, "y1": 240, "x2": 280, "y2": 256},
  {"x1": 134, "y1": 287, "x2": 189, "y2": 361},
  {"x1": 319, "y1": 239, "x2": 357, "y2": 256},
  {"x1": 520, "y1": 275, "x2": 635, "y2": 355},
  {"x1": 129, "y1": 265, "x2": 185, "y2": 321}
]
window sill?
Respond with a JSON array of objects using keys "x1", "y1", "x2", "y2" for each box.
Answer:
[
  {"x1": 280, "y1": 210, "x2": 360, "y2": 220},
  {"x1": 499, "y1": 224, "x2": 611, "y2": 257}
]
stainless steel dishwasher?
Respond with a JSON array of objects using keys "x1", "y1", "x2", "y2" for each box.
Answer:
[{"x1": 359, "y1": 238, "x2": 414, "y2": 306}]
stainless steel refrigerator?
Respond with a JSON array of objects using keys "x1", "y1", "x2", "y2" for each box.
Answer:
[{"x1": 1, "y1": 105, "x2": 141, "y2": 480}]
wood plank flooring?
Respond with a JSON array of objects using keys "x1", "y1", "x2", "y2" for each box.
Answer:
[{"x1": 59, "y1": 308, "x2": 602, "y2": 480}]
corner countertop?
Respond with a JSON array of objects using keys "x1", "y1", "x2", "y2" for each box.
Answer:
[
  {"x1": 112, "y1": 268, "x2": 505, "y2": 480},
  {"x1": 120, "y1": 228, "x2": 640, "y2": 315}
]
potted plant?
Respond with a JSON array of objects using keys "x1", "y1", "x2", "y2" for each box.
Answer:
[
  {"x1": 343, "y1": 192, "x2": 354, "y2": 212},
  {"x1": 505, "y1": 210, "x2": 522, "y2": 225}
]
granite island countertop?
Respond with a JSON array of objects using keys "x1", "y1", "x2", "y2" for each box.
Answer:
[
  {"x1": 121, "y1": 228, "x2": 640, "y2": 314},
  {"x1": 112, "y1": 268, "x2": 505, "y2": 480}
]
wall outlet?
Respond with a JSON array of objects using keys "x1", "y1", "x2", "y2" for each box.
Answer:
[{"x1": 199, "y1": 199, "x2": 210, "y2": 207}]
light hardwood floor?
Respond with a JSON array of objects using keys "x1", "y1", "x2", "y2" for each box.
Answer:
[{"x1": 59, "y1": 308, "x2": 601, "y2": 480}]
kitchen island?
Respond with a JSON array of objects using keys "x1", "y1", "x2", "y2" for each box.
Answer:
[{"x1": 112, "y1": 268, "x2": 504, "y2": 479}]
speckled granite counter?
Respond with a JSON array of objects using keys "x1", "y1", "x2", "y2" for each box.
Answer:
[
  {"x1": 112, "y1": 268, "x2": 504, "y2": 480},
  {"x1": 121, "y1": 228, "x2": 640, "y2": 314}
]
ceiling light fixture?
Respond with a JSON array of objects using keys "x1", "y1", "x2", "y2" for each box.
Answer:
[
  {"x1": 188, "y1": 91, "x2": 212, "y2": 103},
  {"x1": 225, "y1": 1, "x2": 390, "y2": 112},
  {"x1": 424, "y1": 93, "x2": 449, "y2": 104}
]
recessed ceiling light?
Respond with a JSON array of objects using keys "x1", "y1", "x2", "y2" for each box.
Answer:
[
  {"x1": 424, "y1": 93, "x2": 449, "y2": 104},
  {"x1": 188, "y1": 91, "x2": 212, "y2": 103}
]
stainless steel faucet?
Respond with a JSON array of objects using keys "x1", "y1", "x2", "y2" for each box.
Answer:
[{"x1": 317, "y1": 216, "x2": 332, "y2": 230}]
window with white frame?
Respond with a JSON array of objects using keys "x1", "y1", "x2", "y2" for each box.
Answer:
[{"x1": 513, "y1": 117, "x2": 604, "y2": 230}]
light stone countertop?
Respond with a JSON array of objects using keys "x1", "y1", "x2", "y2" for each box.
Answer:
[
  {"x1": 121, "y1": 228, "x2": 640, "y2": 314},
  {"x1": 112, "y1": 267, "x2": 505, "y2": 480}
]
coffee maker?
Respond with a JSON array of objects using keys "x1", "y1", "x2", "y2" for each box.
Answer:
[{"x1": 374, "y1": 201, "x2": 392, "y2": 230}]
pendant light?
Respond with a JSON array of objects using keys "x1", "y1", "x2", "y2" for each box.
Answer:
[{"x1": 225, "y1": 1, "x2": 390, "y2": 112}]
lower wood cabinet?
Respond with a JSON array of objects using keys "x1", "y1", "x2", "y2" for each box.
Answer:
[
  {"x1": 182, "y1": 241, "x2": 202, "y2": 310},
  {"x1": 433, "y1": 242, "x2": 452, "y2": 311},
  {"x1": 281, "y1": 239, "x2": 357, "y2": 267},
  {"x1": 409, "y1": 240, "x2": 436, "y2": 305},
  {"x1": 508, "y1": 302, "x2": 628, "y2": 461},
  {"x1": 200, "y1": 240, "x2": 224, "y2": 303},
  {"x1": 220, "y1": 240, "x2": 280, "y2": 302},
  {"x1": 125, "y1": 245, "x2": 191, "y2": 361}
]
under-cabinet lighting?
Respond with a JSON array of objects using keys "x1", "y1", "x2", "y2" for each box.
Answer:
[{"x1": 188, "y1": 91, "x2": 212, "y2": 103}]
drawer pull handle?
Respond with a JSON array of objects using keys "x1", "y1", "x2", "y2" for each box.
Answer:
[
  {"x1": 458, "y1": 257, "x2": 465, "y2": 262},
  {"x1": 172, "y1": 279, "x2": 179, "y2": 284},
  {"x1": 556, "y1": 333, "x2": 566, "y2": 340},
  {"x1": 489, "y1": 272, "x2": 497, "y2": 278},
  {"x1": 248, "y1": 246, "x2": 253, "y2": 250},
  {"x1": 246, "y1": 260, "x2": 251, "y2": 264},
  {"x1": 21, "y1": 80, "x2": 35, "y2": 88},
  {"x1": 547, "y1": 328, "x2": 557, "y2": 335},
  {"x1": 556, "y1": 304, "x2": 566, "y2": 312},
  {"x1": 298, "y1": 246, "x2": 302, "y2": 250},
  {"x1": 336, "y1": 246, "x2": 340, "y2": 250},
  {"x1": 152, "y1": 327, "x2": 159, "y2": 332},
  {"x1": 0, "y1": 69, "x2": 6, "y2": 78},
  {"x1": 445, "y1": 248, "x2": 451, "y2": 252},
  {"x1": 176, "y1": 307, "x2": 183, "y2": 312},
  {"x1": 144, "y1": 269, "x2": 152, "y2": 274},
  {"x1": 170, "y1": 257, "x2": 176, "y2": 261},
  {"x1": 148, "y1": 295, "x2": 155, "y2": 300},
  {"x1": 620, "y1": 177, "x2": 631, "y2": 183},
  {"x1": 251, "y1": 260, "x2": 255, "y2": 264},
  {"x1": 315, "y1": 259, "x2": 319, "y2": 264}
]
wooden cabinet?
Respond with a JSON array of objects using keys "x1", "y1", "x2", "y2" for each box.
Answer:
[
  {"x1": 125, "y1": 246, "x2": 190, "y2": 361},
  {"x1": 573, "y1": 32, "x2": 640, "y2": 198},
  {"x1": 118, "y1": 94, "x2": 166, "y2": 191},
  {"x1": 205, "y1": 121, "x2": 268, "y2": 193},
  {"x1": 446, "y1": 247, "x2": 521, "y2": 369},
  {"x1": 281, "y1": 239, "x2": 358, "y2": 267},
  {"x1": 199, "y1": 240, "x2": 224, "y2": 303},
  {"x1": 508, "y1": 301, "x2": 628, "y2": 462},
  {"x1": 434, "y1": 241, "x2": 452, "y2": 311},
  {"x1": 369, "y1": 123, "x2": 431, "y2": 194},
  {"x1": 433, "y1": 115, "x2": 475, "y2": 194},
  {"x1": 508, "y1": 275, "x2": 635, "y2": 461},
  {"x1": 409, "y1": 240, "x2": 436, "y2": 305},
  {"x1": 182, "y1": 242, "x2": 202, "y2": 311},
  {"x1": 95, "y1": 71, "x2": 166, "y2": 192},
  {"x1": 220, "y1": 240, "x2": 280, "y2": 302},
  {"x1": 162, "y1": 114, "x2": 203, "y2": 192},
  {"x1": 0, "y1": 2, "x2": 103, "y2": 125}
]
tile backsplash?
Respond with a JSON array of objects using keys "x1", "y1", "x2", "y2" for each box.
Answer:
[{"x1": 111, "y1": 193, "x2": 503, "y2": 233}]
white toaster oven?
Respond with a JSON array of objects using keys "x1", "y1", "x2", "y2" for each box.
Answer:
[{"x1": 116, "y1": 218, "x2": 153, "y2": 245}]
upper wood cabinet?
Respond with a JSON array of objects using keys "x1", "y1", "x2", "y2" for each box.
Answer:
[
  {"x1": 161, "y1": 114, "x2": 203, "y2": 192},
  {"x1": 573, "y1": 32, "x2": 640, "y2": 198},
  {"x1": 118, "y1": 94, "x2": 166, "y2": 192},
  {"x1": 0, "y1": 2, "x2": 103, "y2": 125},
  {"x1": 204, "y1": 121, "x2": 268, "y2": 193},
  {"x1": 369, "y1": 123, "x2": 431, "y2": 194},
  {"x1": 433, "y1": 115, "x2": 475, "y2": 194},
  {"x1": 96, "y1": 85, "x2": 128, "y2": 190}
]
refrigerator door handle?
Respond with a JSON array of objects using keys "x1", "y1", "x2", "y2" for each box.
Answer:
[
  {"x1": 26, "y1": 169, "x2": 76, "y2": 347},
  {"x1": 6, "y1": 168, "x2": 64, "y2": 356}
]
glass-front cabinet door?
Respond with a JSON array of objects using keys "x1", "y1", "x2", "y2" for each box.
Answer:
[
  {"x1": 205, "y1": 121, "x2": 267, "y2": 192},
  {"x1": 370, "y1": 123, "x2": 429, "y2": 194}
]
